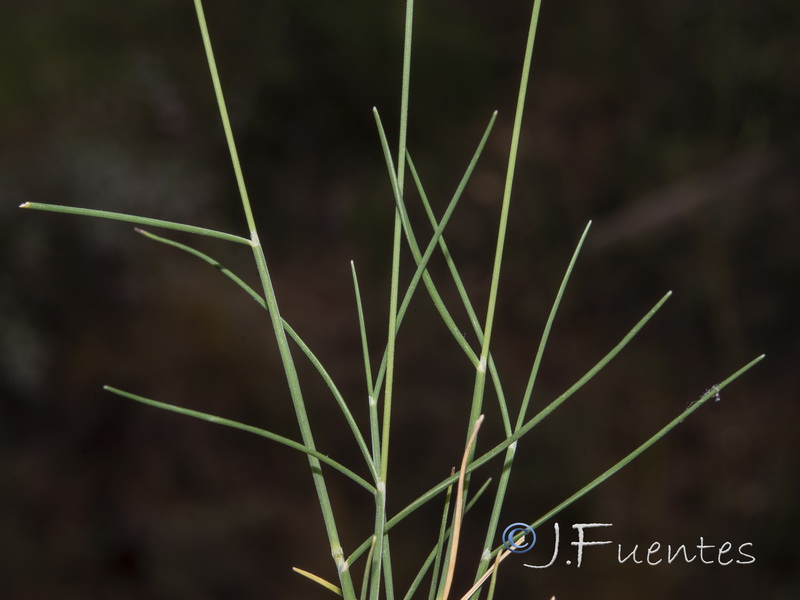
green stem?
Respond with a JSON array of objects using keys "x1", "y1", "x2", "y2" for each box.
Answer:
[
  {"x1": 370, "y1": 111, "x2": 501, "y2": 396},
  {"x1": 485, "y1": 354, "x2": 766, "y2": 560},
  {"x1": 380, "y1": 215, "x2": 403, "y2": 481},
  {"x1": 396, "y1": 477, "x2": 491, "y2": 600},
  {"x1": 348, "y1": 291, "x2": 672, "y2": 564},
  {"x1": 370, "y1": 3, "x2": 415, "y2": 598},
  {"x1": 104, "y1": 386, "x2": 374, "y2": 493},
  {"x1": 192, "y1": 1, "x2": 355, "y2": 596},
  {"x1": 406, "y1": 152, "x2": 512, "y2": 436},
  {"x1": 351, "y1": 262, "x2": 382, "y2": 472},
  {"x1": 473, "y1": 222, "x2": 590, "y2": 583},
  {"x1": 462, "y1": 0, "x2": 544, "y2": 508},
  {"x1": 137, "y1": 228, "x2": 377, "y2": 482},
  {"x1": 20, "y1": 202, "x2": 251, "y2": 245},
  {"x1": 192, "y1": 0, "x2": 256, "y2": 236}
]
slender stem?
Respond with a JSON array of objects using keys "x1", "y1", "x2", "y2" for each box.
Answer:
[
  {"x1": 463, "y1": 0, "x2": 544, "y2": 496},
  {"x1": 481, "y1": 544, "x2": 505, "y2": 600},
  {"x1": 250, "y1": 240, "x2": 355, "y2": 595},
  {"x1": 439, "y1": 415, "x2": 485, "y2": 600},
  {"x1": 407, "y1": 153, "x2": 512, "y2": 436},
  {"x1": 137, "y1": 228, "x2": 377, "y2": 482},
  {"x1": 20, "y1": 203, "x2": 251, "y2": 245},
  {"x1": 351, "y1": 262, "x2": 376, "y2": 401},
  {"x1": 382, "y1": 539, "x2": 397, "y2": 600},
  {"x1": 351, "y1": 261, "x2": 382, "y2": 472},
  {"x1": 359, "y1": 537, "x2": 377, "y2": 600},
  {"x1": 192, "y1": 1, "x2": 355, "y2": 596},
  {"x1": 482, "y1": 0, "x2": 545, "y2": 363},
  {"x1": 395, "y1": 0, "x2": 414, "y2": 196},
  {"x1": 371, "y1": 110, "x2": 499, "y2": 397},
  {"x1": 104, "y1": 386, "x2": 375, "y2": 493},
  {"x1": 347, "y1": 291, "x2": 673, "y2": 563},
  {"x1": 485, "y1": 354, "x2": 766, "y2": 560},
  {"x1": 192, "y1": 0, "x2": 257, "y2": 236},
  {"x1": 282, "y1": 319, "x2": 378, "y2": 482},
  {"x1": 473, "y1": 222, "x2": 591, "y2": 583},
  {"x1": 380, "y1": 216, "x2": 403, "y2": 481},
  {"x1": 368, "y1": 218, "x2": 400, "y2": 600},
  {"x1": 459, "y1": 548, "x2": 514, "y2": 600},
  {"x1": 516, "y1": 222, "x2": 592, "y2": 430},
  {"x1": 293, "y1": 568, "x2": 343, "y2": 597},
  {"x1": 364, "y1": 505, "x2": 396, "y2": 600},
  {"x1": 428, "y1": 471, "x2": 455, "y2": 600},
  {"x1": 371, "y1": 3, "x2": 415, "y2": 598},
  {"x1": 359, "y1": 350, "x2": 764, "y2": 572},
  {"x1": 398, "y1": 478, "x2": 492, "y2": 600}
]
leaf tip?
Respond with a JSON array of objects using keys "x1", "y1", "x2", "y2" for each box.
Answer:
[{"x1": 19, "y1": 202, "x2": 30, "y2": 208}]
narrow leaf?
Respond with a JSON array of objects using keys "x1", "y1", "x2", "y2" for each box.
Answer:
[{"x1": 104, "y1": 385, "x2": 375, "y2": 494}]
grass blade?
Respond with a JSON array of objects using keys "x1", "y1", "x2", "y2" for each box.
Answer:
[
  {"x1": 486, "y1": 353, "x2": 766, "y2": 560},
  {"x1": 191, "y1": 0, "x2": 256, "y2": 235},
  {"x1": 361, "y1": 291, "x2": 673, "y2": 542},
  {"x1": 136, "y1": 228, "x2": 378, "y2": 481},
  {"x1": 20, "y1": 202, "x2": 251, "y2": 245},
  {"x1": 192, "y1": 2, "x2": 356, "y2": 595},
  {"x1": 371, "y1": 108, "x2": 486, "y2": 384},
  {"x1": 103, "y1": 386, "x2": 375, "y2": 493},
  {"x1": 351, "y1": 261, "x2": 382, "y2": 471},
  {"x1": 473, "y1": 221, "x2": 591, "y2": 582},
  {"x1": 406, "y1": 151, "x2": 513, "y2": 436},
  {"x1": 461, "y1": 0, "x2": 545, "y2": 523},
  {"x1": 370, "y1": 2, "x2": 415, "y2": 597},
  {"x1": 359, "y1": 537, "x2": 378, "y2": 600},
  {"x1": 351, "y1": 261, "x2": 376, "y2": 402},
  {"x1": 397, "y1": 478, "x2": 493, "y2": 600},
  {"x1": 427, "y1": 471, "x2": 455, "y2": 600}
]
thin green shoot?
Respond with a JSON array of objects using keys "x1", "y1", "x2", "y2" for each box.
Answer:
[
  {"x1": 350, "y1": 290, "x2": 674, "y2": 554},
  {"x1": 399, "y1": 478, "x2": 493, "y2": 600},
  {"x1": 351, "y1": 261, "x2": 382, "y2": 471},
  {"x1": 473, "y1": 221, "x2": 592, "y2": 581},
  {"x1": 371, "y1": 109, "x2": 500, "y2": 388},
  {"x1": 136, "y1": 228, "x2": 378, "y2": 481},
  {"x1": 20, "y1": 202, "x2": 251, "y2": 245},
  {"x1": 462, "y1": 0, "x2": 544, "y2": 499},
  {"x1": 370, "y1": 2, "x2": 416, "y2": 598},
  {"x1": 192, "y1": 1, "x2": 355, "y2": 594},
  {"x1": 484, "y1": 353, "x2": 766, "y2": 561},
  {"x1": 427, "y1": 471, "x2": 455, "y2": 600},
  {"x1": 360, "y1": 537, "x2": 378, "y2": 600},
  {"x1": 406, "y1": 153, "x2": 513, "y2": 437},
  {"x1": 191, "y1": 0, "x2": 256, "y2": 234},
  {"x1": 103, "y1": 386, "x2": 375, "y2": 493}
]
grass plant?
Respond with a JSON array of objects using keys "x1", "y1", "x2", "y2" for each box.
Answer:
[{"x1": 20, "y1": 0, "x2": 764, "y2": 598}]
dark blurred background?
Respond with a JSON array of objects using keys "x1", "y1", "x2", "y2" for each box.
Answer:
[{"x1": 2, "y1": 0, "x2": 798, "y2": 598}]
